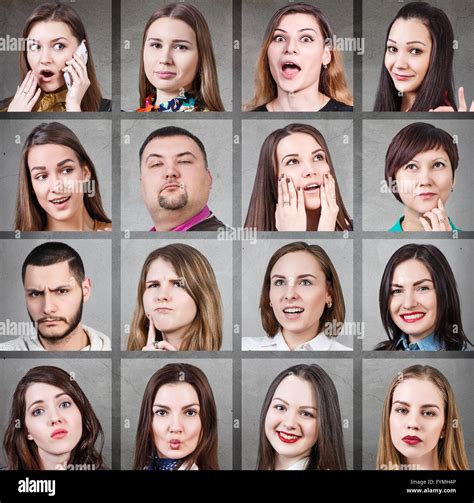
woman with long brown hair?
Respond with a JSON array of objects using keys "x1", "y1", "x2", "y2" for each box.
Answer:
[
  {"x1": 244, "y1": 123, "x2": 352, "y2": 231},
  {"x1": 3, "y1": 365, "x2": 105, "y2": 470},
  {"x1": 256, "y1": 364, "x2": 347, "y2": 470},
  {"x1": 14, "y1": 122, "x2": 111, "y2": 231},
  {"x1": 136, "y1": 3, "x2": 224, "y2": 112},
  {"x1": 244, "y1": 2, "x2": 353, "y2": 112},
  {"x1": 133, "y1": 363, "x2": 219, "y2": 470},
  {"x1": 377, "y1": 365, "x2": 469, "y2": 470},
  {"x1": 0, "y1": 2, "x2": 110, "y2": 112},
  {"x1": 127, "y1": 243, "x2": 223, "y2": 351}
]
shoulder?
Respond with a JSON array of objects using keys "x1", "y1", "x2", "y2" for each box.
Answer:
[
  {"x1": 0, "y1": 335, "x2": 33, "y2": 351},
  {"x1": 83, "y1": 326, "x2": 111, "y2": 351},
  {"x1": 321, "y1": 99, "x2": 353, "y2": 112},
  {"x1": 242, "y1": 336, "x2": 274, "y2": 351},
  {"x1": 249, "y1": 104, "x2": 268, "y2": 112},
  {"x1": 189, "y1": 215, "x2": 228, "y2": 231},
  {"x1": 98, "y1": 98, "x2": 112, "y2": 112},
  {"x1": 326, "y1": 336, "x2": 353, "y2": 351},
  {"x1": 388, "y1": 217, "x2": 403, "y2": 232},
  {"x1": 94, "y1": 220, "x2": 112, "y2": 231}
]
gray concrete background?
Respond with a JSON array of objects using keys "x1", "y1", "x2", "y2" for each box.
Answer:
[
  {"x1": 120, "y1": 0, "x2": 233, "y2": 111},
  {"x1": 0, "y1": 120, "x2": 113, "y2": 231},
  {"x1": 120, "y1": 119, "x2": 233, "y2": 231},
  {"x1": 242, "y1": 0, "x2": 354, "y2": 107},
  {"x1": 0, "y1": 0, "x2": 112, "y2": 102},
  {"x1": 120, "y1": 358, "x2": 233, "y2": 469},
  {"x1": 0, "y1": 239, "x2": 112, "y2": 343},
  {"x1": 362, "y1": 120, "x2": 474, "y2": 231},
  {"x1": 362, "y1": 358, "x2": 474, "y2": 469},
  {"x1": 241, "y1": 120, "x2": 353, "y2": 225},
  {"x1": 242, "y1": 238, "x2": 354, "y2": 349},
  {"x1": 362, "y1": 239, "x2": 474, "y2": 351},
  {"x1": 121, "y1": 238, "x2": 233, "y2": 350},
  {"x1": 242, "y1": 358, "x2": 353, "y2": 469},
  {"x1": 0, "y1": 358, "x2": 112, "y2": 468},
  {"x1": 362, "y1": 0, "x2": 474, "y2": 111}
]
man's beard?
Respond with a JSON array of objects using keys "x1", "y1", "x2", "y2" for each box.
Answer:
[
  {"x1": 158, "y1": 188, "x2": 188, "y2": 210},
  {"x1": 29, "y1": 298, "x2": 84, "y2": 343}
]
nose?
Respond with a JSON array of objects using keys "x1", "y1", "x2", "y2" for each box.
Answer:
[
  {"x1": 154, "y1": 284, "x2": 171, "y2": 302},
  {"x1": 159, "y1": 45, "x2": 173, "y2": 65},
  {"x1": 42, "y1": 292, "x2": 58, "y2": 315},
  {"x1": 169, "y1": 414, "x2": 183, "y2": 434},
  {"x1": 282, "y1": 409, "x2": 298, "y2": 430},
  {"x1": 284, "y1": 36, "x2": 298, "y2": 55},
  {"x1": 49, "y1": 408, "x2": 63, "y2": 426},
  {"x1": 283, "y1": 282, "x2": 299, "y2": 301},
  {"x1": 401, "y1": 290, "x2": 418, "y2": 310},
  {"x1": 39, "y1": 46, "x2": 53, "y2": 65},
  {"x1": 406, "y1": 411, "x2": 420, "y2": 431},
  {"x1": 163, "y1": 163, "x2": 180, "y2": 180},
  {"x1": 301, "y1": 163, "x2": 319, "y2": 177},
  {"x1": 417, "y1": 167, "x2": 433, "y2": 186},
  {"x1": 393, "y1": 51, "x2": 408, "y2": 69}
]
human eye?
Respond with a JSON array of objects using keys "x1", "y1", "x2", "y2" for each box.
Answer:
[
  {"x1": 28, "y1": 41, "x2": 40, "y2": 52},
  {"x1": 300, "y1": 410, "x2": 315, "y2": 418},
  {"x1": 300, "y1": 279, "x2": 312, "y2": 286},
  {"x1": 285, "y1": 157, "x2": 299, "y2": 166},
  {"x1": 53, "y1": 42, "x2": 66, "y2": 50},
  {"x1": 147, "y1": 282, "x2": 159, "y2": 289},
  {"x1": 32, "y1": 408, "x2": 44, "y2": 417},
  {"x1": 422, "y1": 409, "x2": 437, "y2": 417},
  {"x1": 61, "y1": 167, "x2": 74, "y2": 175},
  {"x1": 273, "y1": 404, "x2": 286, "y2": 412},
  {"x1": 150, "y1": 42, "x2": 162, "y2": 49},
  {"x1": 301, "y1": 35, "x2": 314, "y2": 42},
  {"x1": 433, "y1": 161, "x2": 446, "y2": 169},
  {"x1": 56, "y1": 288, "x2": 70, "y2": 295},
  {"x1": 149, "y1": 161, "x2": 163, "y2": 168},
  {"x1": 314, "y1": 153, "x2": 325, "y2": 162},
  {"x1": 28, "y1": 290, "x2": 42, "y2": 298},
  {"x1": 34, "y1": 173, "x2": 48, "y2": 181},
  {"x1": 175, "y1": 44, "x2": 188, "y2": 50},
  {"x1": 386, "y1": 45, "x2": 397, "y2": 53},
  {"x1": 404, "y1": 163, "x2": 417, "y2": 171},
  {"x1": 172, "y1": 280, "x2": 185, "y2": 288},
  {"x1": 390, "y1": 288, "x2": 402, "y2": 295},
  {"x1": 410, "y1": 47, "x2": 423, "y2": 55},
  {"x1": 273, "y1": 279, "x2": 285, "y2": 287},
  {"x1": 417, "y1": 285, "x2": 430, "y2": 293},
  {"x1": 185, "y1": 408, "x2": 199, "y2": 417},
  {"x1": 394, "y1": 407, "x2": 408, "y2": 415},
  {"x1": 272, "y1": 34, "x2": 285, "y2": 42},
  {"x1": 59, "y1": 400, "x2": 72, "y2": 409},
  {"x1": 154, "y1": 409, "x2": 167, "y2": 417},
  {"x1": 178, "y1": 159, "x2": 192, "y2": 164}
]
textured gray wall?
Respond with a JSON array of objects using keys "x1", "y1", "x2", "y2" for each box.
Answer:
[
  {"x1": 362, "y1": 0, "x2": 474, "y2": 110},
  {"x1": 242, "y1": 0, "x2": 354, "y2": 106},
  {"x1": 362, "y1": 358, "x2": 474, "y2": 469},
  {"x1": 241, "y1": 120, "x2": 353, "y2": 225},
  {"x1": 362, "y1": 239, "x2": 474, "y2": 351},
  {"x1": 0, "y1": 0, "x2": 112, "y2": 102},
  {"x1": 242, "y1": 238, "x2": 354, "y2": 349},
  {"x1": 363, "y1": 120, "x2": 474, "y2": 231},
  {"x1": 0, "y1": 358, "x2": 112, "y2": 468},
  {"x1": 0, "y1": 239, "x2": 112, "y2": 343},
  {"x1": 0, "y1": 120, "x2": 113, "y2": 231},
  {"x1": 120, "y1": 358, "x2": 233, "y2": 469},
  {"x1": 121, "y1": 238, "x2": 233, "y2": 350},
  {"x1": 120, "y1": 119, "x2": 233, "y2": 231},
  {"x1": 120, "y1": 0, "x2": 233, "y2": 111},
  {"x1": 242, "y1": 358, "x2": 353, "y2": 469}
]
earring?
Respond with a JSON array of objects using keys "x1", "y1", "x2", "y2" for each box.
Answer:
[
  {"x1": 27, "y1": 434, "x2": 33, "y2": 440},
  {"x1": 327, "y1": 301, "x2": 332, "y2": 308},
  {"x1": 323, "y1": 63, "x2": 328, "y2": 69}
]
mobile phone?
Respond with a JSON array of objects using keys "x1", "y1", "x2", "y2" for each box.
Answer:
[{"x1": 64, "y1": 40, "x2": 88, "y2": 90}]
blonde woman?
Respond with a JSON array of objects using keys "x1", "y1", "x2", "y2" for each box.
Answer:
[
  {"x1": 245, "y1": 2, "x2": 353, "y2": 112},
  {"x1": 377, "y1": 365, "x2": 469, "y2": 470},
  {"x1": 127, "y1": 244, "x2": 223, "y2": 351}
]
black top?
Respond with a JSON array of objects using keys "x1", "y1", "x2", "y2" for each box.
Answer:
[
  {"x1": 251, "y1": 98, "x2": 353, "y2": 112},
  {"x1": 188, "y1": 215, "x2": 228, "y2": 231}
]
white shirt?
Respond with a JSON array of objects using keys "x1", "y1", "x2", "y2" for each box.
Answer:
[
  {"x1": 286, "y1": 458, "x2": 310, "y2": 470},
  {"x1": 242, "y1": 331, "x2": 352, "y2": 351},
  {"x1": 0, "y1": 325, "x2": 111, "y2": 351}
]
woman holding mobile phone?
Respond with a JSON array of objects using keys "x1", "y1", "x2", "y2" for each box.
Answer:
[{"x1": 0, "y1": 2, "x2": 111, "y2": 112}]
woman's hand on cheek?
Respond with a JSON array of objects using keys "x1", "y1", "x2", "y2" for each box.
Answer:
[
  {"x1": 63, "y1": 52, "x2": 90, "y2": 112},
  {"x1": 141, "y1": 314, "x2": 178, "y2": 351},
  {"x1": 419, "y1": 198, "x2": 451, "y2": 231},
  {"x1": 7, "y1": 71, "x2": 41, "y2": 111},
  {"x1": 429, "y1": 87, "x2": 474, "y2": 112},
  {"x1": 317, "y1": 173, "x2": 339, "y2": 231},
  {"x1": 275, "y1": 174, "x2": 306, "y2": 231}
]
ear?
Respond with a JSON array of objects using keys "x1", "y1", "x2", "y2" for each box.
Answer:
[
  {"x1": 81, "y1": 277, "x2": 92, "y2": 303},
  {"x1": 206, "y1": 168, "x2": 213, "y2": 190},
  {"x1": 322, "y1": 45, "x2": 332, "y2": 67},
  {"x1": 82, "y1": 164, "x2": 91, "y2": 181}
]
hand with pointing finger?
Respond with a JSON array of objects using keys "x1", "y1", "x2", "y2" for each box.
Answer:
[
  {"x1": 141, "y1": 314, "x2": 178, "y2": 351},
  {"x1": 429, "y1": 87, "x2": 474, "y2": 112},
  {"x1": 418, "y1": 198, "x2": 451, "y2": 231}
]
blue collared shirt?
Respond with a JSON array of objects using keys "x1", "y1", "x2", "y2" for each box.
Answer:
[
  {"x1": 396, "y1": 332, "x2": 444, "y2": 351},
  {"x1": 388, "y1": 216, "x2": 460, "y2": 232}
]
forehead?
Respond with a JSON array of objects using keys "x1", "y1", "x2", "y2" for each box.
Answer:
[
  {"x1": 28, "y1": 20, "x2": 76, "y2": 40},
  {"x1": 154, "y1": 382, "x2": 199, "y2": 405},
  {"x1": 146, "y1": 257, "x2": 177, "y2": 278},
  {"x1": 275, "y1": 12, "x2": 321, "y2": 32},
  {"x1": 389, "y1": 17, "x2": 431, "y2": 43},
  {"x1": 392, "y1": 258, "x2": 432, "y2": 282},
  {"x1": 24, "y1": 261, "x2": 77, "y2": 286},
  {"x1": 277, "y1": 132, "x2": 323, "y2": 156},
  {"x1": 25, "y1": 382, "x2": 66, "y2": 404},
  {"x1": 273, "y1": 375, "x2": 316, "y2": 405},
  {"x1": 28, "y1": 144, "x2": 79, "y2": 167},
  {"x1": 392, "y1": 377, "x2": 443, "y2": 406},
  {"x1": 147, "y1": 17, "x2": 196, "y2": 41},
  {"x1": 409, "y1": 147, "x2": 450, "y2": 162},
  {"x1": 142, "y1": 135, "x2": 204, "y2": 161},
  {"x1": 271, "y1": 250, "x2": 325, "y2": 276}
]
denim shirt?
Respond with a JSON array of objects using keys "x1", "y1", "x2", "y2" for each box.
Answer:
[{"x1": 396, "y1": 333, "x2": 444, "y2": 351}]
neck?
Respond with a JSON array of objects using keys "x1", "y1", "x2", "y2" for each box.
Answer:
[
  {"x1": 270, "y1": 83, "x2": 328, "y2": 112},
  {"x1": 406, "y1": 450, "x2": 440, "y2": 470},
  {"x1": 38, "y1": 448, "x2": 71, "y2": 470},
  {"x1": 306, "y1": 209, "x2": 320, "y2": 231},
  {"x1": 281, "y1": 325, "x2": 319, "y2": 350},
  {"x1": 46, "y1": 205, "x2": 96, "y2": 231},
  {"x1": 275, "y1": 453, "x2": 309, "y2": 470},
  {"x1": 151, "y1": 205, "x2": 205, "y2": 231},
  {"x1": 401, "y1": 91, "x2": 416, "y2": 112},
  {"x1": 401, "y1": 206, "x2": 426, "y2": 231},
  {"x1": 154, "y1": 88, "x2": 189, "y2": 105},
  {"x1": 38, "y1": 325, "x2": 89, "y2": 351},
  {"x1": 161, "y1": 328, "x2": 188, "y2": 350}
]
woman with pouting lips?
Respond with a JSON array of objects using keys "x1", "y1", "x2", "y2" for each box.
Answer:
[
  {"x1": 133, "y1": 363, "x2": 218, "y2": 470},
  {"x1": 375, "y1": 244, "x2": 472, "y2": 351},
  {"x1": 3, "y1": 366, "x2": 105, "y2": 470},
  {"x1": 384, "y1": 123, "x2": 460, "y2": 232},
  {"x1": 245, "y1": 3, "x2": 353, "y2": 112},
  {"x1": 256, "y1": 364, "x2": 347, "y2": 470},
  {"x1": 14, "y1": 122, "x2": 111, "y2": 232},
  {"x1": 0, "y1": 2, "x2": 111, "y2": 112},
  {"x1": 244, "y1": 123, "x2": 352, "y2": 231},
  {"x1": 373, "y1": 2, "x2": 473, "y2": 112},
  {"x1": 377, "y1": 365, "x2": 469, "y2": 470},
  {"x1": 136, "y1": 3, "x2": 224, "y2": 112},
  {"x1": 127, "y1": 243, "x2": 223, "y2": 351},
  {"x1": 243, "y1": 241, "x2": 352, "y2": 351}
]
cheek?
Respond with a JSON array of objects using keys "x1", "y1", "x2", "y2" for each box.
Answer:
[{"x1": 142, "y1": 290, "x2": 155, "y2": 311}]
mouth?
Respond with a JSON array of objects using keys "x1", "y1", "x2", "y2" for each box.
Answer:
[
  {"x1": 402, "y1": 435, "x2": 422, "y2": 446},
  {"x1": 416, "y1": 192, "x2": 437, "y2": 199},
  {"x1": 39, "y1": 69, "x2": 56, "y2": 81},
  {"x1": 282, "y1": 306, "x2": 304, "y2": 320},
  {"x1": 155, "y1": 71, "x2": 177, "y2": 79},
  {"x1": 303, "y1": 183, "x2": 321, "y2": 192},
  {"x1": 392, "y1": 72, "x2": 415, "y2": 81},
  {"x1": 277, "y1": 431, "x2": 301, "y2": 443},
  {"x1": 154, "y1": 307, "x2": 173, "y2": 314},
  {"x1": 169, "y1": 439, "x2": 181, "y2": 450},
  {"x1": 281, "y1": 61, "x2": 301, "y2": 79},
  {"x1": 39, "y1": 318, "x2": 64, "y2": 325},
  {"x1": 160, "y1": 183, "x2": 182, "y2": 194},
  {"x1": 51, "y1": 429, "x2": 68, "y2": 440},
  {"x1": 400, "y1": 312, "x2": 426, "y2": 323},
  {"x1": 49, "y1": 195, "x2": 71, "y2": 208}
]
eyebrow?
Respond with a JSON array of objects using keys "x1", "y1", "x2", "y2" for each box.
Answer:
[
  {"x1": 27, "y1": 393, "x2": 70, "y2": 410},
  {"x1": 30, "y1": 158, "x2": 76, "y2": 172},
  {"x1": 393, "y1": 400, "x2": 440, "y2": 409},
  {"x1": 272, "y1": 397, "x2": 317, "y2": 410},
  {"x1": 153, "y1": 403, "x2": 200, "y2": 410},
  {"x1": 390, "y1": 279, "x2": 433, "y2": 288},
  {"x1": 281, "y1": 148, "x2": 324, "y2": 163},
  {"x1": 387, "y1": 38, "x2": 426, "y2": 46},
  {"x1": 274, "y1": 28, "x2": 318, "y2": 34},
  {"x1": 25, "y1": 284, "x2": 73, "y2": 293},
  {"x1": 28, "y1": 37, "x2": 69, "y2": 43},
  {"x1": 145, "y1": 152, "x2": 197, "y2": 163},
  {"x1": 146, "y1": 37, "x2": 192, "y2": 44},
  {"x1": 271, "y1": 274, "x2": 318, "y2": 280}
]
